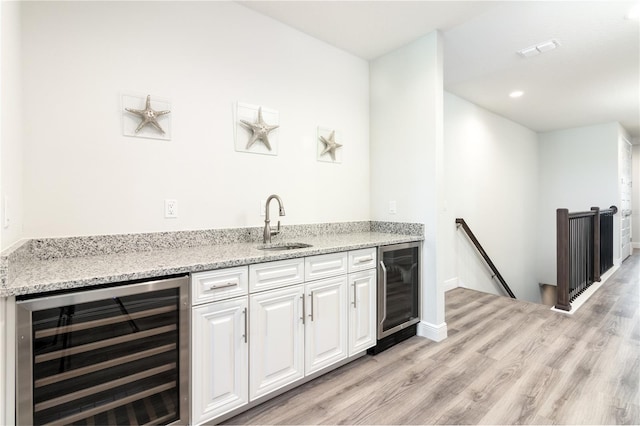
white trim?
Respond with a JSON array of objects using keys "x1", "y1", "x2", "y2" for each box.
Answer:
[
  {"x1": 417, "y1": 320, "x2": 447, "y2": 342},
  {"x1": 600, "y1": 263, "x2": 621, "y2": 283},
  {"x1": 443, "y1": 277, "x2": 459, "y2": 292},
  {"x1": 632, "y1": 242, "x2": 640, "y2": 249},
  {"x1": 551, "y1": 263, "x2": 620, "y2": 315}
]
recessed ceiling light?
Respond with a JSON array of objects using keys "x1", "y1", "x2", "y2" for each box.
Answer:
[{"x1": 509, "y1": 91, "x2": 524, "y2": 98}]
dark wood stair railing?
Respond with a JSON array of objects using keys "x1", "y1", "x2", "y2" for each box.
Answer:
[
  {"x1": 455, "y1": 218, "x2": 516, "y2": 299},
  {"x1": 556, "y1": 205, "x2": 617, "y2": 311}
]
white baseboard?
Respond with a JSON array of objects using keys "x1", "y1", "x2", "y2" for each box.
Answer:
[
  {"x1": 632, "y1": 242, "x2": 640, "y2": 249},
  {"x1": 551, "y1": 263, "x2": 620, "y2": 315},
  {"x1": 417, "y1": 320, "x2": 447, "y2": 342},
  {"x1": 600, "y1": 263, "x2": 620, "y2": 283},
  {"x1": 443, "y1": 277, "x2": 459, "y2": 292}
]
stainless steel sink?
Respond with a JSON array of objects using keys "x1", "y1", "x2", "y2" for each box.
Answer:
[{"x1": 257, "y1": 242, "x2": 312, "y2": 251}]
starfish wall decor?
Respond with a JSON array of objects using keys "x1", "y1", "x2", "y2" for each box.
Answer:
[
  {"x1": 239, "y1": 107, "x2": 279, "y2": 150},
  {"x1": 125, "y1": 95, "x2": 171, "y2": 135},
  {"x1": 122, "y1": 95, "x2": 171, "y2": 139},
  {"x1": 235, "y1": 103, "x2": 280, "y2": 155},
  {"x1": 317, "y1": 128, "x2": 343, "y2": 163}
]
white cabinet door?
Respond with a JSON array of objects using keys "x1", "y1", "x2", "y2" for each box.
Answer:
[
  {"x1": 191, "y1": 297, "x2": 248, "y2": 425},
  {"x1": 250, "y1": 285, "x2": 305, "y2": 400},
  {"x1": 304, "y1": 276, "x2": 348, "y2": 375},
  {"x1": 348, "y1": 269, "x2": 377, "y2": 355}
]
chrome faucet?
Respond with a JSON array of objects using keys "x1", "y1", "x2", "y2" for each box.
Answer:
[{"x1": 263, "y1": 194, "x2": 286, "y2": 244}]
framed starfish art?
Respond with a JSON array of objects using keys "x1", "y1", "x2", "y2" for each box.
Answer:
[
  {"x1": 317, "y1": 127, "x2": 343, "y2": 163},
  {"x1": 122, "y1": 93, "x2": 171, "y2": 140},
  {"x1": 235, "y1": 102, "x2": 279, "y2": 156}
]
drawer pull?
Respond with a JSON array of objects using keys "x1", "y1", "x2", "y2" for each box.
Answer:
[
  {"x1": 207, "y1": 282, "x2": 237, "y2": 291},
  {"x1": 356, "y1": 256, "x2": 372, "y2": 263}
]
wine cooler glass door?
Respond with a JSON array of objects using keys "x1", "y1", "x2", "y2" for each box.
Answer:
[
  {"x1": 16, "y1": 276, "x2": 189, "y2": 426},
  {"x1": 378, "y1": 243, "x2": 420, "y2": 339}
]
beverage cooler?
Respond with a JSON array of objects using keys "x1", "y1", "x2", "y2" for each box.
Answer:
[
  {"x1": 15, "y1": 276, "x2": 189, "y2": 426},
  {"x1": 369, "y1": 242, "x2": 421, "y2": 354}
]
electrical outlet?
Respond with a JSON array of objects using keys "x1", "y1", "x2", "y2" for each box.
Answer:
[
  {"x1": 389, "y1": 200, "x2": 397, "y2": 214},
  {"x1": 165, "y1": 199, "x2": 178, "y2": 218}
]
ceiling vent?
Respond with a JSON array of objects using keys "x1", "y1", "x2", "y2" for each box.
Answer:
[{"x1": 518, "y1": 39, "x2": 560, "y2": 58}]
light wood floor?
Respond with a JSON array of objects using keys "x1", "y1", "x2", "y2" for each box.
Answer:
[{"x1": 226, "y1": 251, "x2": 640, "y2": 425}]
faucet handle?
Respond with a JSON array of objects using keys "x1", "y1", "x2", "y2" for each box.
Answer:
[{"x1": 271, "y1": 220, "x2": 281, "y2": 236}]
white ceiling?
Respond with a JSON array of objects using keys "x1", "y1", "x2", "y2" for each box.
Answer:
[{"x1": 239, "y1": 1, "x2": 640, "y2": 139}]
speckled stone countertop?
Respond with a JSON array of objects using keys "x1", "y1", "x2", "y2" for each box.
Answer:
[{"x1": 2, "y1": 222, "x2": 423, "y2": 297}]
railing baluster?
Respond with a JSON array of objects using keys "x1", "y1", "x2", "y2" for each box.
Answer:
[{"x1": 591, "y1": 207, "x2": 600, "y2": 282}]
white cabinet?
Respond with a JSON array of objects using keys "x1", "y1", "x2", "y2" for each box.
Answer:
[
  {"x1": 249, "y1": 285, "x2": 305, "y2": 401},
  {"x1": 191, "y1": 246, "x2": 378, "y2": 422},
  {"x1": 191, "y1": 297, "x2": 248, "y2": 425},
  {"x1": 348, "y1": 248, "x2": 377, "y2": 273},
  {"x1": 304, "y1": 252, "x2": 348, "y2": 281},
  {"x1": 304, "y1": 276, "x2": 348, "y2": 375},
  {"x1": 191, "y1": 266, "x2": 249, "y2": 305},
  {"x1": 348, "y1": 269, "x2": 377, "y2": 355},
  {"x1": 249, "y1": 258, "x2": 304, "y2": 293}
]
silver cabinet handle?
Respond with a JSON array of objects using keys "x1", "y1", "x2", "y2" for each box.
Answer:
[
  {"x1": 309, "y1": 291, "x2": 315, "y2": 322},
  {"x1": 300, "y1": 294, "x2": 305, "y2": 324},
  {"x1": 380, "y1": 260, "x2": 387, "y2": 324},
  {"x1": 356, "y1": 256, "x2": 372, "y2": 263},
  {"x1": 208, "y1": 282, "x2": 236, "y2": 291},
  {"x1": 352, "y1": 282, "x2": 357, "y2": 308},
  {"x1": 242, "y1": 307, "x2": 248, "y2": 343}
]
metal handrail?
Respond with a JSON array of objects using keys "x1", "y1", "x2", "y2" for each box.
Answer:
[{"x1": 455, "y1": 218, "x2": 516, "y2": 299}]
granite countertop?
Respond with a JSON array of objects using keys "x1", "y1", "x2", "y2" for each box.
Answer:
[{"x1": 4, "y1": 231, "x2": 422, "y2": 297}]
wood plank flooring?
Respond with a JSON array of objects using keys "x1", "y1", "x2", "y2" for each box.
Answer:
[{"x1": 225, "y1": 251, "x2": 640, "y2": 425}]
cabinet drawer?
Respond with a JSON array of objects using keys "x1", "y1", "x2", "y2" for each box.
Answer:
[
  {"x1": 348, "y1": 248, "x2": 377, "y2": 272},
  {"x1": 191, "y1": 267, "x2": 249, "y2": 305},
  {"x1": 305, "y1": 252, "x2": 348, "y2": 282},
  {"x1": 249, "y1": 258, "x2": 305, "y2": 293}
]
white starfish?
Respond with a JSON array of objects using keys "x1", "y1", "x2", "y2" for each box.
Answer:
[
  {"x1": 125, "y1": 95, "x2": 170, "y2": 134},
  {"x1": 239, "y1": 107, "x2": 279, "y2": 150},
  {"x1": 319, "y1": 130, "x2": 343, "y2": 161}
]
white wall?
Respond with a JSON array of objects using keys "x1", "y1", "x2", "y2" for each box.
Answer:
[
  {"x1": 632, "y1": 144, "x2": 640, "y2": 248},
  {"x1": 19, "y1": 1, "x2": 370, "y2": 238},
  {"x1": 536, "y1": 122, "x2": 621, "y2": 286},
  {"x1": 443, "y1": 93, "x2": 540, "y2": 302},
  {"x1": 370, "y1": 32, "x2": 446, "y2": 341},
  {"x1": 1, "y1": 1, "x2": 23, "y2": 250}
]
